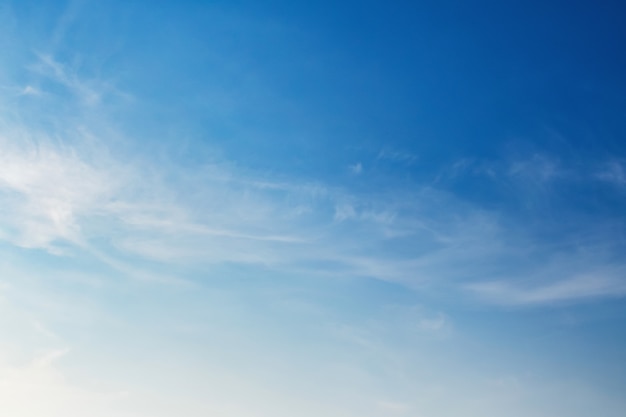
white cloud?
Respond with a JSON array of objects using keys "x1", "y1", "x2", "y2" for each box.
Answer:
[
  {"x1": 596, "y1": 160, "x2": 626, "y2": 186},
  {"x1": 20, "y1": 85, "x2": 42, "y2": 96},
  {"x1": 467, "y1": 267, "x2": 626, "y2": 306},
  {"x1": 507, "y1": 153, "x2": 565, "y2": 183},
  {"x1": 2, "y1": 51, "x2": 626, "y2": 309},
  {"x1": 3, "y1": 122, "x2": 626, "y2": 308},
  {"x1": 417, "y1": 313, "x2": 447, "y2": 332},
  {"x1": 349, "y1": 162, "x2": 363, "y2": 175},
  {"x1": 0, "y1": 133, "x2": 120, "y2": 251},
  {"x1": 377, "y1": 148, "x2": 418, "y2": 165},
  {"x1": 31, "y1": 53, "x2": 103, "y2": 105}
]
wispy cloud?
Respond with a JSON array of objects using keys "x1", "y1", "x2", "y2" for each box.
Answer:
[
  {"x1": 507, "y1": 153, "x2": 567, "y2": 183},
  {"x1": 3, "y1": 118, "x2": 626, "y2": 307},
  {"x1": 377, "y1": 148, "x2": 418, "y2": 165},
  {"x1": 30, "y1": 53, "x2": 104, "y2": 105},
  {"x1": 19, "y1": 85, "x2": 42, "y2": 96},
  {"x1": 435, "y1": 153, "x2": 567, "y2": 185},
  {"x1": 3, "y1": 50, "x2": 626, "y2": 309},
  {"x1": 467, "y1": 263, "x2": 626, "y2": 306},
  {"x1": 0, "y1": 133, "x2": 119, "y2": 251},
  {"x1": 5, "y1": 132, "x2": 625, "y2": 309},
  {"x1": 596, "y1": 159, "x2": 626, "y2": 186},
  {"x1": 349, "y1": 162, "x2": 363, "y2": 175}
]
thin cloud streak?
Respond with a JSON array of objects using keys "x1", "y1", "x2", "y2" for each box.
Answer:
[
  {"x1": 2, "y1": 120, "x2": 626, "y2": 306},
  {"x1": 467, "y1": 270, "x2": 626, "y2": 306},
  {"x1": 2, "y1": 50, "x2": 626, "y2": 307}
]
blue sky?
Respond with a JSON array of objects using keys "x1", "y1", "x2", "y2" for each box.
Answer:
[{"x1": 1, "y1": 0, "x2": 626, "y2": 415}]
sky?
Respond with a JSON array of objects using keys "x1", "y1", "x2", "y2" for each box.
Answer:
[{"x1": 1, "y1": 0, "x2": 626, "y2": 416}]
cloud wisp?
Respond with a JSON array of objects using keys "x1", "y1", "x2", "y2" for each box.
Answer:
[
  {"x1": 2, "y1": 114, "x2": 626, "y2": 307},
  {"x1": 2, "y1": 47, "x2": 626, "y2": 309}
]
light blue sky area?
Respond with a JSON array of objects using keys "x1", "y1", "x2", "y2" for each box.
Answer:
[{"x1": 1, "y1": 1, "x2": 626, "y2": 416}]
